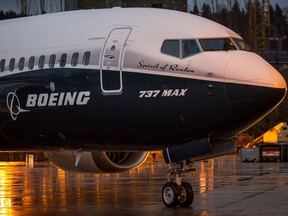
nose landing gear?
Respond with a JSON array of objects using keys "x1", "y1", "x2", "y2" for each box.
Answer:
[{"x1": 162, "y1": 160, "x2": 195, "y2": 208}]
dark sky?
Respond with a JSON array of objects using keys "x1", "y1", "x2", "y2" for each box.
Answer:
[
  {"x1": 0, "y1": 0, "x2": 287, "y2": 14},
  {"x1": 0, "y1": 0, "x2": 15, "y2": 11},
  {"x1": 0, "y1": 0, "x2": 62, "y2": 13},
  {"x1": 187, "y1": 0, "x2": 288, "y2": 12}
]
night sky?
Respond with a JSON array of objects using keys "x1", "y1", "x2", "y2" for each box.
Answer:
[{"x1": 0, "y1": 0, "x2": 287, "y2": 14}]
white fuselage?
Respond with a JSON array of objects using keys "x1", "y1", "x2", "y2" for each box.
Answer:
[
  {"x1": 0, "y1": 8, "x2": 286, "y2": 152},
  {"x1": 0, "y1": 8, "x2": 285, "y2": 89}
]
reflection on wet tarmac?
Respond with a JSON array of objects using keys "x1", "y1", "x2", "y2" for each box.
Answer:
[{"x1": 0, "y1": 154, "x2": 287, "y2": 215}]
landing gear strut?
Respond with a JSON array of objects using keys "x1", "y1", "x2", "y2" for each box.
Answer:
[{"x1": 162, "y1": 160, "x2": 195, "y2": 208}]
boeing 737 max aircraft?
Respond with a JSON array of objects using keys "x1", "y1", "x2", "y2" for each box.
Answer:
[{"x1": 0, "y1": 8, "x2": 286, "y2": 207}]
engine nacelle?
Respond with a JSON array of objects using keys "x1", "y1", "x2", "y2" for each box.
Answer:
[{"x1": 45, "y1": 151, "x2": 149, "y2": 173}]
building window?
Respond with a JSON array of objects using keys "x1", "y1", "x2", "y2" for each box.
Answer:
[
  {"x1": 49, "y1": 54, "x2": 56, "y2": 68},
  {"x1": 60, "y1": 53, "x2": 67, "y2": 67},
  {"x1": 18, "y1": 57, "x2": 25, "y2": 71},
  {"x1": 0, "y1": 59, "x2": 5, "y2": 72},
  {"x1": 71, "y1": 52, "x2": 79, "y2": 66},
  {"x1": 9, "y1": 58, "x2": 15, "y2": 71},
  {"x1": 83, "y1": 51, "x2": 90, "y2": 65},
  {"x1": 38, "y1": 55, "x2": 45, "y2": 69},
  {"x1": 28, "y1": 56, "x2": 35, "y2": 70}
]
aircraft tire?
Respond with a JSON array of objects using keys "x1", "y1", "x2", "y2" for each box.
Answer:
[
  {"x1": 162, "y1": 182, "x2": 181, "y2": 207},
  {"x1": 179, "y1": 181, "x2": 194, "y2": 207}
]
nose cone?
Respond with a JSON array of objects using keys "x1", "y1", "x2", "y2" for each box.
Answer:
[
  {"x1": 225, "y1": 52, "x2": 287, "y2": 129},
  {"x1": 225, "y1": 52, "x2": 286, "y2": 89}
]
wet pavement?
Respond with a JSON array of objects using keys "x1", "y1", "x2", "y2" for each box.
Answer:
[{"x1": 0, "y1": 154, "x2": 287, "y2": 215}]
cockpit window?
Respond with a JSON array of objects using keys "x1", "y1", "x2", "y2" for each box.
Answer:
[
  {"x1": 161, "y1": 39, "x2": 200, "y2": 58},
  {"x1": 232, "y1": 38, "x2": 251, "y2": 51},
  {"x1": 161, "y1": 40, "x2": 180, "y2": 58},
  {"x1": 182, "y1": 40, "x2": 200, "y2": 58},
  {"x1": 199, "y1": 38, "x2": 236, "y2": 51}
]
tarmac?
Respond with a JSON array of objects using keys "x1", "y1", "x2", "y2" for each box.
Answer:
[{"x1": 0, "y1": 154, "x2": 287, "y2": 215}]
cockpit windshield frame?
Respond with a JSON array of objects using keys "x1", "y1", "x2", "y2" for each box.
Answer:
[
  {"x1": 161, "y1": 37, "x2": 251, "y2": 59},
  {"x1": 231, "y1": 38, "x2": 251, "y2": 51},
  {"x1": 199, "y1": 38, "x2": 237, "y2": 51},
  {"x1": 161, "y1": 39, "x2": 201, "y2": 59}
]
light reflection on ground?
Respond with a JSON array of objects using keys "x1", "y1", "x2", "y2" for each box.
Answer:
[{"x1": 0, "y1": 155, "x2": 287, "y2": 215}]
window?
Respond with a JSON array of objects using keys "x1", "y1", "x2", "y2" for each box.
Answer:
[
  {"x1": 182, "y1": 40, "x2": 200, "y2": 58},
  {"x1": 71, "y1": 52, "x2": 79, "y2": 66},
  {"x1": 0, "y1": 59, "x2": 5, "y2": 72},
  {"x1": 9, "y1": 58, "x2": 15, "y2": 71},
  {"x1": 232, "y1": 38, "x2": 251, "y2": 51},
  {"x1": 199, "y1": 38, "x2": 236, "y2": 51},
  {"x1": 60, "y1": 53, "x2": 67, "y2": 67},
  {"x1": 161, "y1": 39, "x2": 200, "y2": 58},
  {"x1": 161, "y1": 40, "x2": 180, "y2": 57},
  {"x1": 28, "y1": 56, "x2": 35, "y2": 70},
  {"x1": 38, "y1": 55, "x2": 45, "y2": 69},
  {"x1": 18, "y1": 57, "x2": 25, "y2": 71},
  {"x1": 83, "y1": 51, "x2": 91, "y2": 65},
  {"x1": 49, "y1": 54, "x2": 56, "y2": 68}
]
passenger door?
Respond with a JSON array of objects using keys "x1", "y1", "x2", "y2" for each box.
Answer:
[{"x1": 100, "y1": 27, "x2": 132, "y2": 95}]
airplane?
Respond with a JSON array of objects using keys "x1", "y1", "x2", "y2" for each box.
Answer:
[{"x1": 0, "y1": 7, "x2": 286, "y2": 208}]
